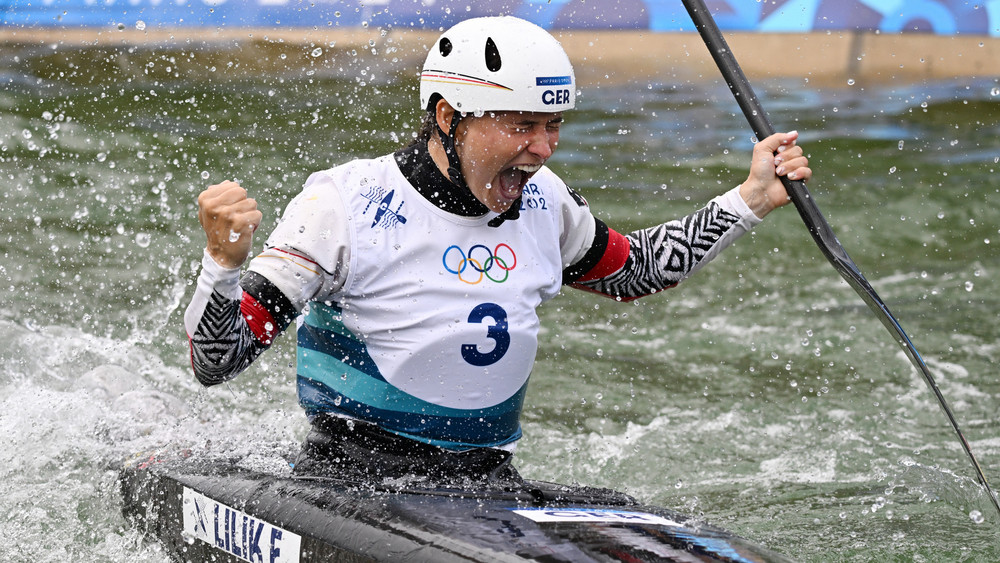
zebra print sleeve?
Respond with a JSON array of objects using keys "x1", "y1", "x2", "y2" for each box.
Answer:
[
  {"x1": 570, "y1": 197, "x2": 753, "y2": 301},
  {"x1": 185, "y1": 251, "x2": 296, "y2": 386},
  {"x1": 189, "y1": 289, "x2": 270, "y2": 386}
]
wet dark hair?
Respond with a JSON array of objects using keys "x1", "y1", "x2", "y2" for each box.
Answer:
[{"x1": 413, "y1": 109, "x2": 438, "y2": 145}]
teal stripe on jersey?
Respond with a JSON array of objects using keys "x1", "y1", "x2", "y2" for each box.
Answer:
[
  {"x1": 296, "y1": 302, "x2": 526, "y2": 448},
  {"x1": 300, "y1": 302, "x2": 385, "y2": 380},
  {"x1": 297, "y1": 377, "x2": 525, "y2": 449},
  {"x1": 297, "y1": 330, "x2": 522, "y2": 419}
]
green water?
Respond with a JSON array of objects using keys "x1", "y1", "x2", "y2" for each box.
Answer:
[{"x1": 2, "y1": 39, "x2": 999, "y2": 562}]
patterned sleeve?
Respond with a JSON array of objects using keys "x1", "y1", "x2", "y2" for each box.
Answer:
[
  {"x1": 566, "y1": 187, "x2": 760, "y2": 301},
  {"x1": 184, "y1": 252, "x2": 296, "y2": 386}
]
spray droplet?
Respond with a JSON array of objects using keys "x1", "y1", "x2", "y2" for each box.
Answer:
[
  {"x1": 135, "y1": 20, "x2": 146, "y2": 31},
  {"x1": 847, "y1": 78, "x2": 855, "y2": 86},
  {"x1": 135, "y1": 233, "x2": 151, "y2": 248},
  {"x1": 970, "y1": 510, "x2": 984, "y2": 524},
  {"x1": 200, "y1": 171, "x2": 210, "y2": 180},
  {"x1": 229, "y1": 230, "x2": 241, "y2": 243},
  {"x1": 311, "y1": 47, "x2": 323, "y2": 57},
  {"x1": 897, "y1": 140, "x2": 905, "y2": 150}
]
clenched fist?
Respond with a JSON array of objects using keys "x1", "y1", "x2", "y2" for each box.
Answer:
[{"x1": 197, "y1": 181, "x2": 263, "y2": 269}]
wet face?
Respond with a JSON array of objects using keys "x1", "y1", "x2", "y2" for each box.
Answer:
[{"x1": 445, "y1": 107, "x2": 563, "y2": 214}]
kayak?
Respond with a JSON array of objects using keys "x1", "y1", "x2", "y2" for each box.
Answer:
[{"x1": 119, "y1": 449, "x2": 793, "y2": 563}]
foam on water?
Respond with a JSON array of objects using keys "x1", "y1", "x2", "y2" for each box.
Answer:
[
  {"x1": 0, "y1": 319, "x2": 303, "y2": 561},
  {"x1": 0, "y1": 325, "x2": 175, "y2": 561}
]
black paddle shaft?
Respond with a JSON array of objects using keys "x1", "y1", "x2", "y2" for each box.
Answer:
[{"x1": 680, "y1": 0, "x2": 1000, "y2": 519}]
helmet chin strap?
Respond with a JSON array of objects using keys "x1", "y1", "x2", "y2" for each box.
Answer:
[
  {"x1": 436, "y1": 109, "x2": 521, "y2": 228},
  {"x1": 437, "y1": 110, "x2": 467, "y2": 189}
]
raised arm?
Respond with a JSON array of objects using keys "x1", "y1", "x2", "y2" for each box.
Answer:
[
  {"x1": 184, "y1": 181, "x2": 293, "y2": 386},
  {"x1": 567, "y1": 131, "x2": 810, "y2": 300}
]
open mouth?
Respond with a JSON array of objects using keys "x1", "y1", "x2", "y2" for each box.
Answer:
[{"x1": 496, "y1": 164, "x2": 541, "y2": 200}]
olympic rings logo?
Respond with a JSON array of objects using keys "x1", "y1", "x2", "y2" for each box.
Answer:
[{"x1": 442, "y1": 243, "x2": 517, "y2": 284}]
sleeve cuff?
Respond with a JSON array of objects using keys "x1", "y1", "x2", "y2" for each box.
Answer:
[
  {"x1": 199, "y1": 249, "x2": 242, "y2": 299},
  {"x1": 716, "y1": 185, "x2": 763, "y2": 226}
]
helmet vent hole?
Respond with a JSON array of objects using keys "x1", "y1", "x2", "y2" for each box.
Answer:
[
  {"x1": 439, "y1": 38, "x2": 453, "y2": 57},
  {"x1": 484, "y1": 37, "x2": 502, "y2": 72}
]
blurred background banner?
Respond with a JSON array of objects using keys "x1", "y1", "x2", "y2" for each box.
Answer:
[{"x1": 2, "y1": 0, "x2": 999, "y2": 36}]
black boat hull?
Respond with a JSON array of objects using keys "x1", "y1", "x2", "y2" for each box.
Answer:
[{"x1": 119, "y1": 450, "x2": 793, "y2": 562}]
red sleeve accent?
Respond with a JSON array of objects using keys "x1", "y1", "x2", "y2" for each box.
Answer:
[
  {"x1": 576, "y1": 227, "x2": 630, "y2": 283},
  {"x1": 240, "y1": 292, "x2": 278, "y2": 346}
]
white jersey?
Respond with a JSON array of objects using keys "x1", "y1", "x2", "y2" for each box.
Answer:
[{"x1": 248, "y1": 154, "x2": 597, "y2": 449}]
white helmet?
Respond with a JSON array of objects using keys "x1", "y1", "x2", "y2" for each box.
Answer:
[{"x1": 420, "y1": 16, "x2": 576, "y2": 114}]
